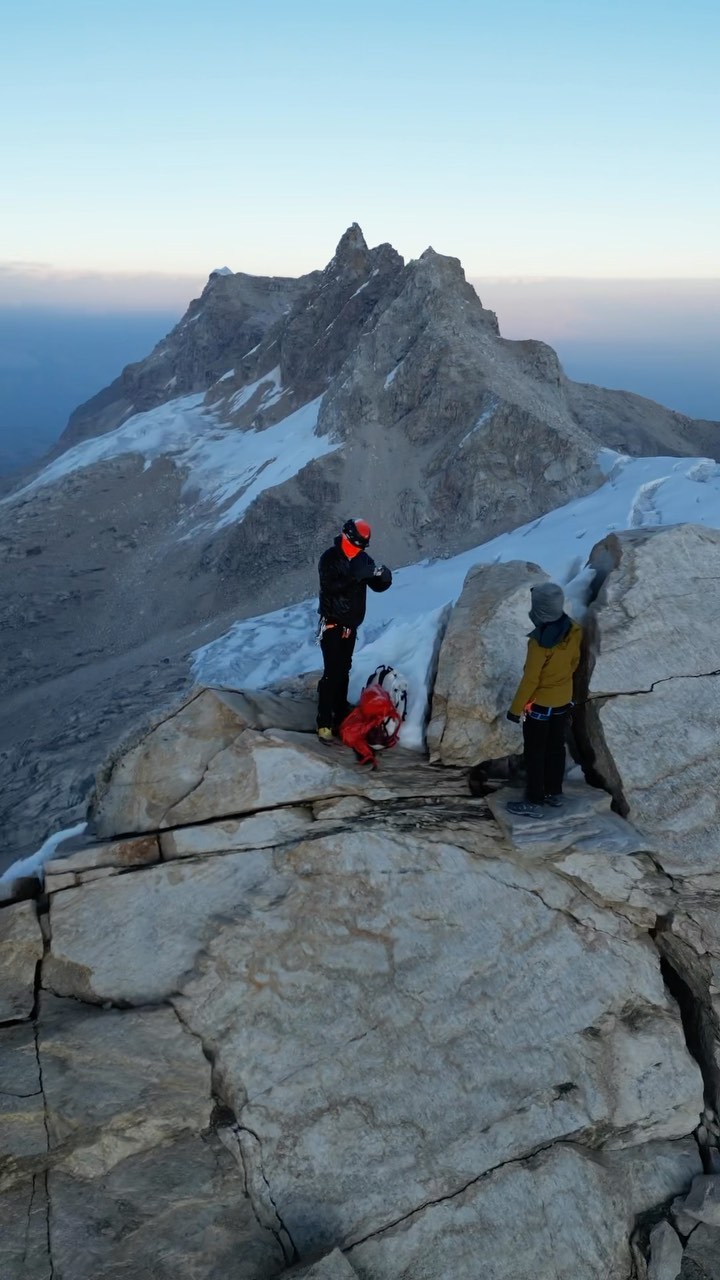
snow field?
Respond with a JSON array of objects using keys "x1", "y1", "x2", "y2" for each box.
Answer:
[{"x1": 3, "y1": 392, "x2": 340, "y2": 533}]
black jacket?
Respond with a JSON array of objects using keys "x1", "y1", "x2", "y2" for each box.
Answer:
[{"x1": 318, "y1": 537, "x2": 392, "y2": 628}]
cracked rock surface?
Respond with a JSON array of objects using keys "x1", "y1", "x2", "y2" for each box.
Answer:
[
  {"x1": 581, "y1": 524, "x2": 720, "y2": 873},
  {"x1": 4, "y1": 670, "x2": 720, "y2": 1277}
]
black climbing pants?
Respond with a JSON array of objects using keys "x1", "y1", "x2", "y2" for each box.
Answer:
[
  {"x1": 317, "y1": 624, "x2": 356, "y2": 730},
  {"x1": 523, "y1": 707, "x2": 570, "y2": 805}
]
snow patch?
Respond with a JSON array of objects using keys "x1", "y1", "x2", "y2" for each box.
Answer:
[
  {"x1": 628, "y1": 477, "x2": 668, "y2": 527},
  {"x1": 0, "y1": 822, "x2": 87, "y2": 893},
  {"x1": 228, "y1": 367, "x2": 282, "y2": 413},
  {"x1": 188, "y1": 395, "x2": 338, "y2": 530},
  {"x1": 4, "y1": 393, "x2": 209, "y2": 499},
  {"x1": 384, "y1": 361, "x2": 403, "y2": 389},
  {"x1": 459, "y1": 398, "x2": 499, "y2": 447},
  {"x1": 211, "y1": 266, "x2": 233, "y2": 276}
]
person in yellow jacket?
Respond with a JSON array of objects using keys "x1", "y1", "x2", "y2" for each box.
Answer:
[{"x1": 505, "y1": 582, "x2": 582, "y2": 818}]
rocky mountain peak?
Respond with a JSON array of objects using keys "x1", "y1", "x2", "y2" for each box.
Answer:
[
  {"x1": 331, "y1": 222, "x2": 369, "y2": 269},
  {"x1": 412, "y1": 246, "x2": 497, "y2": 320}
]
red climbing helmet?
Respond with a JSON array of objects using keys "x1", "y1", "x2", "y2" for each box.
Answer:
[{"x1": 342, "y1": 518, "x2": 371, "y2": 549}]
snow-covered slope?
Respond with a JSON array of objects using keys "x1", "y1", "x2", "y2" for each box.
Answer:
[
  {"x1": 193, "y1": 451, "x2": 720, "y2": 747},
  {"x1": 7, "y1": 392, "x2": 337, "y2": 534}
]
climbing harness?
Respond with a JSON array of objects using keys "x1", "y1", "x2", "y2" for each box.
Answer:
[{"x1": 317, "y1": 618, "x2": 354, "y2": 644}]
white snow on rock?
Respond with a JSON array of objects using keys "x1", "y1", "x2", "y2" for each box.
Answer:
[
  {"x1": 195, "y1": 396, "x2": 335, "y2": 530},
  {"x1": 228, "y1": 366, "x2": 283, "y2": 412},
  {"x1": 0, "y1": 821, "x2": 87, "y2": 896},
  {"x1": 193, "y1": 452, "x2": 720, "y2": 744},
  {"x1": 4, "y1": 393, "x2": 340, "y2": 533}
]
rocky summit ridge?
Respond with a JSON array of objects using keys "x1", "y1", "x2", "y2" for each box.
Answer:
[
  {"x1": 3, "y1": 519, "x2": 720, "y2": 1279},
  {"x1": 0, "y1": 224, "x2": 717, "y2": 859}
]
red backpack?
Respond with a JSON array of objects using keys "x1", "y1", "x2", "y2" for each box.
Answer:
[{"x1": 339, "y1": 686, "x2": 401, "y2": 767}]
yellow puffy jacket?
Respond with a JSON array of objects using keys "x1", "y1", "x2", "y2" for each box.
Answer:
[{"x1": 509, "y1": 620, "x2": 583, "y2": 715}]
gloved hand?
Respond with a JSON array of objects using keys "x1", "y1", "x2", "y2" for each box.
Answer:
[
  {"x1": 372, "y1": 564, "x2": 392, "y2": 589},
  {"x1": 506, "y1": 711, "x2": 521, "y2": 723}
]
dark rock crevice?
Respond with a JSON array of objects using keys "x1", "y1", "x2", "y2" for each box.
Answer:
[
  {"x1": 32, "y1": 1017, "x2": 53, "y2": 1278},
  {"x1": 653, "y1": 932, "x2": 720, "y2": 1111}
]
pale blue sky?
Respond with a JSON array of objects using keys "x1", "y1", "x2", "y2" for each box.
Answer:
[{"x1": 2, "y1": 0, "x2": 719, "y2": 282}]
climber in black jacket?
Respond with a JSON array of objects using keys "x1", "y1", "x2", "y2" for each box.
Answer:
[{"x1": 316, "y1": 518, "x2": 392, "y2": 740}]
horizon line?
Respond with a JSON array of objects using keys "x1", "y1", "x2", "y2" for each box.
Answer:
[{"x1": 2, "y1": 261, "x2": 720, "y2": 285}]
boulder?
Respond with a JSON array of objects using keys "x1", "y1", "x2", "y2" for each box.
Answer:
[
  {"x1": 670, "y1": 1193, "x2": 699, "y2": 1238},
  {"x1": 681, "y1": 1172, "x2": 720, "y2": 1226},
  {"x1": 648, "y1": 1220, "x2": 683, "y2": 1280},
  {"x1": 427, "y1": 560, "x2": 549, "y2": 765},
  {"x1": 680, "y1": 1223, "x2": 720, "y2": 1277},
  {"x1": 581, "y1": 525, "x2": 720, "y2": 875},
  {"x1": 89, "y1": 689, "x2": 396, "y2": 836},
  {"x1": 0, "y1": 901, "x2": 43, "y2": 1020}
]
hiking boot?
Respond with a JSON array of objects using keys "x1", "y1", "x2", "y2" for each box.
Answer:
[
  {"x1": 317, "y1": 727, "x2": 334, "y2": 743},
  {"x1": 544, "y1": 794, "x2": 564, "y2": 808},
  {"x1": 506, "y1": 800, "x2": 545, "y2": 819}
]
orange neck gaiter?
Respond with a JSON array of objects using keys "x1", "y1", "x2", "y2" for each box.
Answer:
[{"x1": 341, "y1": 536, "x2": 362, "y2": 559}]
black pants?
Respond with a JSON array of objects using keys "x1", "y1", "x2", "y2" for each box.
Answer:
[
  {"x1": 317, "y1": 625, "x2": 356, "y2": 730},
  {"x1": 523, "y1": 709, "x2": 569, "y2": 804}
]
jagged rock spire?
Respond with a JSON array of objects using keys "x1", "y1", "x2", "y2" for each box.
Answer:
[
  {"x1": 334, "y1": 222, "x2": 368, "y2": 257},
  {"x1": 329, "y1": 223, "x2": 370, "y2": 276}
]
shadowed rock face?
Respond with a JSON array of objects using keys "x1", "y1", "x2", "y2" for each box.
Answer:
[{"x1": 1, "y1": 224, "x2": 718, "y2": 857}]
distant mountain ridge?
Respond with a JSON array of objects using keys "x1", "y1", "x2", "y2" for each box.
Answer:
[
  {"x1": 58, "y1": 267, "x2": 319, "y2": 450},
  {"x1": 0, "y1": 223, "x2": 717, "y2": 858}
]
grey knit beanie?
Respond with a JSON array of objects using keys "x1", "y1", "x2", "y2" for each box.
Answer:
[{"x1": 529, "y1": 582, "x2": 565, "y2": 625}]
